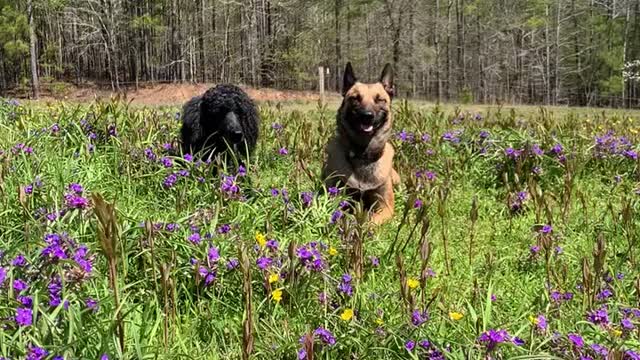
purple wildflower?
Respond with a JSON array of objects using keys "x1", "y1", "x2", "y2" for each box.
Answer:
[
  {"x1": 12, "y1": 254, "x2": 26, "y2": 267},
  {"x1": 587, "y1": 306, "x2": 610, "y2": 326},
  {"x1": 107, "y1": 124, "x2": 117, "y2": 137},
  {"x1": 330, "y1": 210, "x2": 343, "y2": 224},
  {"x1": 411, "y1": 309, "x2": 429, "y2": 326},
  {"x1": 540, "y1": 224, "x2": 553, "y2": 234},
  {"x1": 568, "y1": 333, "x2": 584, "y2": 348},
  {"x1": 15, "y1": 307, "x2": 33, "y2": 326},
  {"x1": 370, "y1": 256, "x2": 380, "y2": 267},
  {"x1": 256, "y1": 257, "x2": 272, "y2": 270},
  {"x1": 296, "y1": 243, "x2": 326, "y2": 272},
  {"x1": 327, "y1": 186, "x2": 339, "y2": 197},
  {"x1": 337, "y1": 274, "x2": 353, "y2": 297},
  {"x1": 314, "y1": 327, "x2": 336, "y2": 346},
  {"x1": 442, "y1": 130, "x2": 462, "y2": 144},
  {"x1": 161, "y1": 157, "x2": 173, "y2": 168},
  {"x1": 14, "y1": 279, "x2": 28, "y2": 292},
  {"x1": 597, "y1": 288, "x2": 612, "y2": 300},
  {"x1": 266, "y1": 239, "x2": 279, "y2": 251},
  {"x1": 197, "y1": 265, "x2": 216, "y2": 285},
  {"x1": 68, "y1": 183, "x2": 84, "y2": 194},
  {"x1": 48, "y1": 277, "x2": 63, "y2": 307},
  {"x1": 163, "y1": 173, "x2": 178, "y2": 188},
  {"x1": 226, "y1": 258, "x2": 239, "y2": 270},
  {"x1": 397, "y1": 130, "x2": 414, "y2": 143},
  {"x1": 531, "y1": 144, "x2": 544, "y2": 156},
  {"x1": 217, "y1": 224, "x2": 231, "y2": 234},
  {"x1": 478, "y1": 329, "x2": 510, "y2": 351},
  {"x1": 414, "y1": 199, "x2": 423, "y2": 208},
  {"x1": 626, "y1": 351, "x2": 640, "y2": 360},
  {"x1": 278, "y1": 147, "x2": 289, "y2": 155},
  {"x1": 550, "y1": 143, "x2": 564, "y2": 154},
  {"x1": 26, "y1": 345, "x2": 48, "y2": 360},
  {"x1": 300, "y1": 192, "x2": 313, "y2": 208},
  {"x1": 297, "y1": 349, "x2": 306, "y2": 360},
  {"x1": 19, "y1": 295, "x2": 33, "y2": 307},
  {"x1": 318, "y1": 292, "x2": 327, "y2": 305},
  {"x1": 621, "y1": 318, "x2": 635, "y2": 330},
  {"x1": 220, "y1": 175, "x2": 240, "y2": 196},
  {"x1": 405, "y1": 340, "x2": 416, "y2": 352},
  {"x1": 65, "y1": 194, "x2": 89, "y2": 209},
  {"x1": 144, "y1": 148, "x2": 156, "y2": 161},
  {"x1": 86, "y1": 298, "x2": 99, "y2": 312},
  {"x1": 535, "y1": 315, "x2": 547, "y2": 331},
  {"x1": 188, "y1": 233, "x2": 202, "y2": 245}
]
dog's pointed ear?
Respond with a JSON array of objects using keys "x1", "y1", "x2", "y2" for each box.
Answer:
[
  {"x1": 379, "y1": 63, "x2": 395, "y2": 98},
  {"x1": 342, "y1": 62, "x2": 357, "y2": 97}
]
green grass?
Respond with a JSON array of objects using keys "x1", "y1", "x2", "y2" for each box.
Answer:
[{"x1": 0, "y1": 98, "x2": 639, "y2": 359}]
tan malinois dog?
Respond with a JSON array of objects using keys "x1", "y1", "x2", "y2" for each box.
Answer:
[{"x1": 322, "y1": 62, "x2": 400, "y2": 224}]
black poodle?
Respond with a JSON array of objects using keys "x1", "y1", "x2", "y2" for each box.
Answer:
[{"x1": 180, "y1": 84, "x2": 259, "y2": 163}]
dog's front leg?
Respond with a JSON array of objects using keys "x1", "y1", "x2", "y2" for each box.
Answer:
[
  {"x1": 391, "y1": 168, "x2": 401, "y2": 186},
  {"x1": 370, "y1": 180, "x2": 395, "y2": 225}
]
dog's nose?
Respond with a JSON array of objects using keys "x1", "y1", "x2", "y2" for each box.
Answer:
[
  {"x1": 230, "y1": 130, "x2": 243, "y2": 143},
  {"x1": 361, "y1": 111, "x2": 375, "y2": 121}
]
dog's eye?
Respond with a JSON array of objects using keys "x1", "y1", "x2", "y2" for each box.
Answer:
[
  {"x1": 351, "y1": 94, "x2": 361, "y2": 102},
  {"x1": 375, "y1": 96, "x2": 387, "y2": 104}
]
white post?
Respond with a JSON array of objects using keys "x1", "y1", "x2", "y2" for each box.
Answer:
[{"x1": 318, "y1": 66, "x2": 325, "y2": 106}]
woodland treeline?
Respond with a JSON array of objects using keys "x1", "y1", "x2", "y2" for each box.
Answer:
[{"x1": 1, "y1": 0, "x2": 640, "y2": 107}]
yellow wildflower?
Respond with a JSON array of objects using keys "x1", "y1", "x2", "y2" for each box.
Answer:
[
  {"x1": 611, "y1": 328, "x2": 622, "y2": 337},
  {"x1": 407, "y1": 278, "x2": 420, "y2": 289},
  {"x1": 375, "y1": 318, "x2": 384, "y2": 326},
  {"x1": 268, "y1": 273, "x2": 279, "y2": 284},
  {"x1": 271, "y1": 289, "x2": 283, "y2": 303},
  {"x1": 449, "y1": 312, "x2": 464, "y2": 321},
  {"x1": 255, "y1": 232, "x2": 266, "y2": 248},
  {"x1": 328, "y1": 246, "x2": 338, "y2": 256},
  {"x1": 340, "y1": 308, "x2": 354, "y2": 321},
  {"x1": 529, "y1": 315, "x2": 538, "y2": 325}
]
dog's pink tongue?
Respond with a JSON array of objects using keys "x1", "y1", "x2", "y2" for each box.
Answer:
[{"x1": 361, "y1": 124, "x2": 374, "y2": 133}]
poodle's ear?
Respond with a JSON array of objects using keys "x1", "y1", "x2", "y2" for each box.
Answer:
[
  {"x1": 379, "y1": 63, "x2": 395, "y2": 98},
  {"x1": 342, "y1": 62, "x2": 357, "y2": 97}
]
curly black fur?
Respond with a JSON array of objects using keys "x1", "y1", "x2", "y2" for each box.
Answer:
[{"x1": 180, "y1": 84, "x2": 259, "y2": 163}]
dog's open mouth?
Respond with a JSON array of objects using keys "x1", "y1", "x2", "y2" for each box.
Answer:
[{"x1": 359, "y1": 123, "x2": 375, "y2": 133}]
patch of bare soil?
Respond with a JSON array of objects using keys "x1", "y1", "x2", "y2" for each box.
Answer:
[{"x1": 33, "y1": 82, "x2": 340, "y2": 106}]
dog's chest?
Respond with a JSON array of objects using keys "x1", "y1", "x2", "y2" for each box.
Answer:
[{"x1": 344, "y1": 154, "x2": 386, "y2": 191}]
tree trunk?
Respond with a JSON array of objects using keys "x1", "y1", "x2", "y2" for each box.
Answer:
[
  {"x1": 200, "y1": 0, "x2": 207, "y2": 82},
  {"x1": 435, "y1": 0, "x2": 442, "y2": 101},
  {"x1": 28, "y1": 0, "x2": 40, "y2": 99},
  {"x1": 623, "y1": 2, "x2": 631, "y2": 107},
  {"x1": 334, "y1": 0, "x2": 342, "y2": 92}
]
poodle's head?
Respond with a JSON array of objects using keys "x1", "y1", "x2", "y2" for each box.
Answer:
[{"x1": 200, "y1": 93, "x2": 246, "y2": 153}]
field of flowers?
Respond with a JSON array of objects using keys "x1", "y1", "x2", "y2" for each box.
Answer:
[{"x1": 0, "y1": 98, "x2": 639, "y2": 360}]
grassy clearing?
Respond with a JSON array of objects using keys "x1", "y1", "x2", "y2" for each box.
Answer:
[{"x1": 0, "y1": 98, "x2": 639, "y2": 359}]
